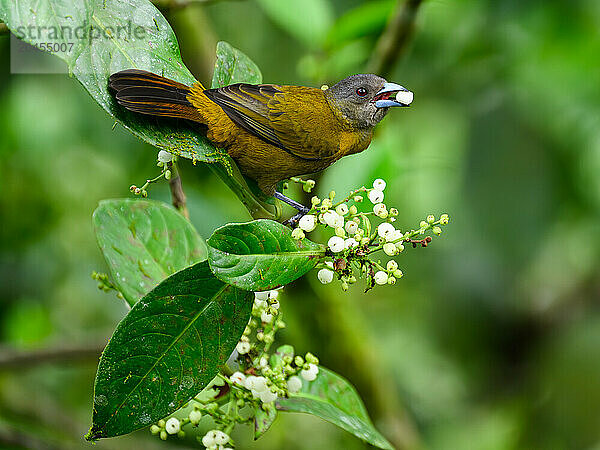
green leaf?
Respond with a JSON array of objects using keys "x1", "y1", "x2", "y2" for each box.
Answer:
[
  {"x1": 276, "y1": 367, "x2": 394, "y2": 450},
  {"x1": 254, "y1": 405, "x2": 277, "y2": 439},
  {"x1": 256, "y1": 0, "x2": 334, "y2": 49},
  {"x1": 211, "y1": 41, "x2": 262, "y2": 87},
  {"x1": 0, "y1": 2, "x2": 278, "y2": 218},
  {"x1": 86, "y1": 261, "x2": 253, "y2": 440},
  {"x1": 93, "y1": 199, "x2": 206, "y2": 306},
  {"x1": 207, "y1": 220, "x2": 325, "y2": 291}
]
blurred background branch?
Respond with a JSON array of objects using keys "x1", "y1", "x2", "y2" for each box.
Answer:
[
  {"x1": 0, "y1": 344, "x2": 103, "y2": 370},
  {"x1": 367, "y1": 0, "x2": 423, "y2": 76}
]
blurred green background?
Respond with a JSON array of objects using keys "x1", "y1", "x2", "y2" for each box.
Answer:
[{"x1": 1, "y1": 0, "x2": 599, "y2": 448}]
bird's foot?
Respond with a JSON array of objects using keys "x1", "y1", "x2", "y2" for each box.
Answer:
[
  {"x1": 284, "y1": 211, "x2": 306, "y2": 227},
  {"x1": 273, "y1": 191, "x2": 310, "y2": 227}
]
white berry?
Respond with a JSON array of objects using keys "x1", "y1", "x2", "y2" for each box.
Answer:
[
  {"x1": 345, "y1": 221, "x2": 358, "y2": 234},
  {"x1": 201, "y1": 430, "x2": 217, "y2": 447},
  {"x1": 230, "y1": 371, "x2": 246, "y2": 386},
  {"x1": 374, "y1": 271, "x2": 388, "y2": 285},
  {"x1": 157, "y1": 150, "x2": 173, "y2": 163},
  {"x1": 298, "y1": 214, "x2": 317, "y2": 232},
  {"x1": 373, "y1": 178, "x2": 386, "y2": 191},
  {"x1": 335, "y1": 204, "x2": 349, "y2": 215},
  {"x1": 300, "y1": 363, "x2": 319, "y2": 381},
  {"x1": 165, "y1": 417, "x2": 180, "y2": 435},
  {"x1": 377, "y1": 222, "x2": 395, "y2": 239},
  {"x1": 368, "y1": 189, "x2": 384, "y2": 204},
  {"x1": 383, "y1": 242, "x2": 398, "y2": 256},
  {"x1": 259, "y1": 389, "x2": 278, "y2": 403},
  {"x1": 236, "y1": 341, "x2": 251, "y2": 355},
  {"x1": 214, "y1": 430, "x2": 229, "y2": 445},
  {"x1": 328, "y1": 236, "x2": 345, "y2": 253},
  {"x1": 317, "y1": 268, "x2": 334, "y2": 284},
  {"x1": 287, "y1": 375, "x2": 303, "y2": 393}
]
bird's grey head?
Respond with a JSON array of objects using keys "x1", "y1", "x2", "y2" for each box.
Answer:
[{"x1": 324, "y1": 74, "x2": 413, "y2": 130}]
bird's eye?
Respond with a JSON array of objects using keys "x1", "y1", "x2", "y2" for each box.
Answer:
[{"x1": 356, "y1": 87, "x2": 367, "y2": 97}]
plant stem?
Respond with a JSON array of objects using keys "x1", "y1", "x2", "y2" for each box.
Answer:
[
  {"x1": 367, "y1": 0, "x2": 424, "y2": 76},
  {"x1": 167, "y1": 161, "x2": 189, "y2": 219}
]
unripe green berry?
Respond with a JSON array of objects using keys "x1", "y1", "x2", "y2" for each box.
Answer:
[
  {"x1": 305, "y1": 352, "x2": 319, "y2": 364},
  {"x1": 164, "y1": 169, "x2": 172, "y2": 180}
]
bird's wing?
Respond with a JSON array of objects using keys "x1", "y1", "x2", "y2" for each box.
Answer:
[{"x1": 203, "y1": 83, "x2": 339, "y2": 161}]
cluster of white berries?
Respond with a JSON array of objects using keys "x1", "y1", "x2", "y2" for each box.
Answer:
[
  {"x1": 150, "y1": 416, "x2": 185, "y2": 441},
  {"x1": 290, "y1": 178, "x2": 450, "y2": 291},
  {"x1": 229, "y1": 371, "x2": 279, "y2": 403},
  {"x1": 201, "y1": 429, "x2": 232, "y2": 450},
  {"x1": 236, "y1": 289, "x2": 282, "y2": 356},
  {"x1": 231, "y1": 291, "x2": 319, "y2": 402},
  {"x1": 149, "y1": 289, "x2": 322, "y2": 447}
]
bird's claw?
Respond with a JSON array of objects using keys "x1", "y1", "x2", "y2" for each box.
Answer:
[{"x1": 284, "y1": 210, "x2": 307, "y2": 227}]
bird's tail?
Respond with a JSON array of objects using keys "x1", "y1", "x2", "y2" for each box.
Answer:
[{"x1": 108, "y1": 69, "x2": 205, "y2": 123}]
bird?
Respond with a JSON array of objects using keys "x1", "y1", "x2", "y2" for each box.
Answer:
[{"x1": 108, "y1": 69, "x2": 413, "y2": 214}]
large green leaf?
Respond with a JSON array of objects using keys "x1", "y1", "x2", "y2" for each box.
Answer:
[
  {"x1": 93, "y1": 199, "x2": 206, "y2": 306},
  {"x1": 254, "y1": 405, "x2": 277, "y2": 439},
  {"x1": 207, "y1": 220, "x2": 325, "y2": 291},
  {"x1": 211, "y1": 41, "x2": 261, "y2": 87},
  {"x1": 0, "y1": 1, "x2": 277, "y2": 218},
  {"x1": 86, "y1": 261, "x2": 253, "y2": 439},
  {"x1": 276, "y1": 368, "x2": 393, "y2": 450}
]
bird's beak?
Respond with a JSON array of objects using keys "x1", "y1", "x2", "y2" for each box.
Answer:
[{"x1": 373, "y1": 82, "x2": 413, "y2": 108}]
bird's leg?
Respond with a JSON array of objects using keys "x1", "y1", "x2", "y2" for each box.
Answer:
[
  {"x1": 273, "y1": 191, "x2": 310, "y2": 226},
  {"x1": 274, "y1": 191, "x2": 310, "y2": 213}
]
